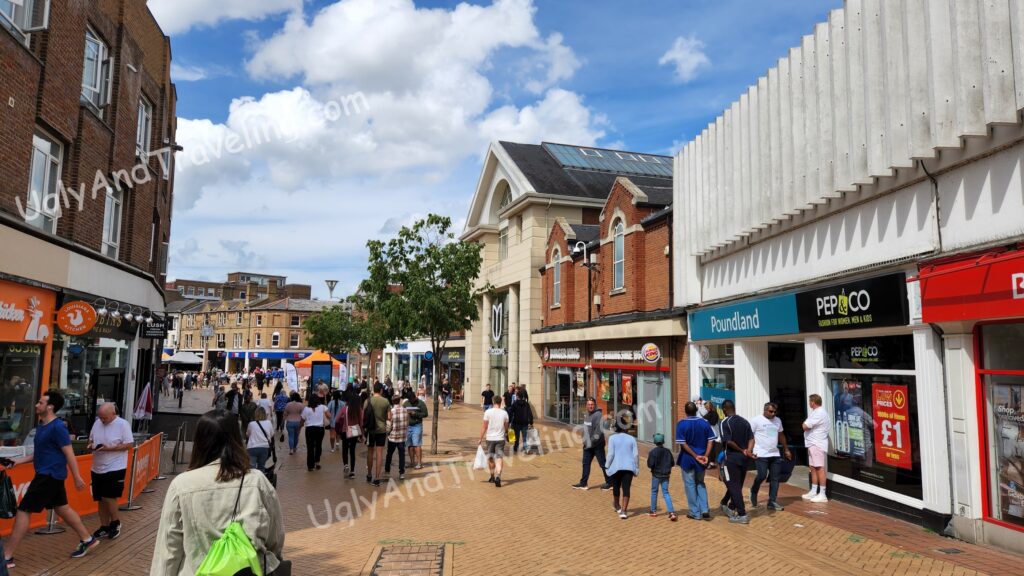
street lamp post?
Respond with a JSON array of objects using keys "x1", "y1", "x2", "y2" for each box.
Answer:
[
  {"x1": 572, "y1": 241, "x2": 599, "y2": 322},
  {"x1": 325, "y1": 280, "x2": 338, "y2": 302}
]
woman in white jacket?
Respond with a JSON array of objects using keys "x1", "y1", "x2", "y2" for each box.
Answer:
[{"x1": 150, "y1": 409, "x2": 285, "y2": 575}]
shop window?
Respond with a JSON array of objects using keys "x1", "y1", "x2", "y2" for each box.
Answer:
[
  {"x1": 551, "y1": 248, "x2": 561, "y2": 306},
  {"x1": 0, "y1": 343, "x2": 45, "y2": 446},
  {"x1": 696, "y1": 343, "x2": 735, "y2": 416},
  {"x1": 26, "y1": 130, "x2": 62, "y2": 233},
  {"x1": 51, "y1": 334, "x2": 130, "y2": 439},
  {"x1": 271, "y1": 332, "x2": 280, "y2": 348},
  {"x1": 612, "y1": 219, "x2": 625, "y2": 291},
  {"x1": 979, "y1": 323, "x2": 1024, "y2": 529},
  {"x1": 100, "y1": 187, "x2": 123, "y2": 259},
  {"x1": 823, "y1": 335, "x2": 922, "y2": 499}
]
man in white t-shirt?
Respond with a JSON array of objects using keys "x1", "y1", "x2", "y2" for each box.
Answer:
[
  {"x1": 478, "y1": 396, "x2": 509, "y2": 488},
  {"x1": 87, "y1": 403, "x2": 135, "y2": 540},
  {"x1": 749, "y1": 402, "x2": 792, "y2": 510},
  {"x1": 802, "y1": 394, "x2": 831, "y2": 503}
]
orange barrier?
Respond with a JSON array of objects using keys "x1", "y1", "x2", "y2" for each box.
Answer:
[{"x1": 0, "y1": 433, "x2": 164, "y2": 536}]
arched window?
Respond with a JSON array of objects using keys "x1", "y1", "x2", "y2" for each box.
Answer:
[
  {"x1": 499, "y1": 189, "x2": 513, "y2": 209},
  {"x1": 552, "y1": 248, "x2": 561, "y2": 306},
  {"x1": 612, "y1": 219, "x2": 625, "y2": 290}
]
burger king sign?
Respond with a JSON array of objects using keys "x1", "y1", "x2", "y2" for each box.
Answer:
[{"x1": 641, "y1": 342, "x2": 661, "y2": 364}]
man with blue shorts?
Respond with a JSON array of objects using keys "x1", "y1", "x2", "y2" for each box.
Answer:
[{"x1": 404, "y1": 388, "x2": 429, "y2": 470}]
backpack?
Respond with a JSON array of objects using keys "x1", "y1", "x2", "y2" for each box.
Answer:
[
  {"x1": 362, "y1": 399, "x2": 378, "y2": 434},
  {"x1": 195, "y1": 473, "x2": 262, "y2": 576}
]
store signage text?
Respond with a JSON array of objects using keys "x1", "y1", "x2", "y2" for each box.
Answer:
[
  {"x1": 796, "y1": 273, "x2": 909, "y2": 333},
  {"x1": 873, "y1": 384, "x2": 912, "y2": 470},
  {"x1": 0, "y1": 296, "x2": 50, "y2": 343},
  {"x1": 690, "y1": 293, "x2": 799, "y2": 341},
  {"x1": 1013, "y1": 272, "x2": 1024, "y2": 300},
  {"x1": 594, "y1": 350, "x2": 644, "y2": 362},
  {"x1": 544, "y1": 347, "x2": 580, "y2": 361},
  {"x1": 488, "y1": 346, "x2": 506, "y2": 356},
  {"x1": 57, "y1": 301, "x2": 98, "y2": 336},
  {"x1": 641, "y1": 343, "x2": 661, "y2": 363}
]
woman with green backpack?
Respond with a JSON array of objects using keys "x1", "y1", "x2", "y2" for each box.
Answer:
[{"x1": 151, "y1": 409, "x2": 287, "y2": 575}]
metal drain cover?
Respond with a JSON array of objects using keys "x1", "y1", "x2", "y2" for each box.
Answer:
[
  {"x1": 937, "y1": 548, "x2": 964, "y2": 555},
  {"x1": 361, "y1": 544, "x2": 446, "y2": 575}
]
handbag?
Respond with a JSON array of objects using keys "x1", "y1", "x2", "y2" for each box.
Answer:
[
  {"x1": 256, "y1": 422, "x2": 278, "y2": 488},
  {"x1": 507, "y1": 428, "x2": 516, "y2": 443},
  {"x1": 347, "y1": 425, "x2": 361, "y2": 438},
  {"x1": 0, "y1": 471, "x2": 15, "y2": 519}
]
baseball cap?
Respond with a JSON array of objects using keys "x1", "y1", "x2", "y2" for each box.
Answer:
[{"x1": 652, "y1": 433, "x2": 665, "y2": 444}]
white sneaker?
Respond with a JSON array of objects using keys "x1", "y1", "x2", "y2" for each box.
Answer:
[
  {"x1": 801, "y1": 490, "x2": 817, "y2": 500},
  {"x1": 810, "y1": 493, "x2": 829, "y2": 503}
]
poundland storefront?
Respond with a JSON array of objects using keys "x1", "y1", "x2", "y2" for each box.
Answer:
[{"x1": 689, "y1": 271, "x2": 951, "y2": 530}]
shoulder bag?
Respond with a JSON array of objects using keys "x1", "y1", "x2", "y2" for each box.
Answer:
[{"x1": 256, "y1": 422, "x2": 277, "y2": 488}]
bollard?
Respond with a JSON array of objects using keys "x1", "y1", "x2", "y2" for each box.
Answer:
[
  {"x1": 34, "y1": 509, "x2": 66, "y2": 535},
  {"x1": 169, "y1": 424, "x2": 185, "y2": 475},
  {"x1": 153, "y1": 433, "x2": 167, "y2": 481},
  {"x1": 118, "y1": 444, "x2": 142, "y2": 511}
]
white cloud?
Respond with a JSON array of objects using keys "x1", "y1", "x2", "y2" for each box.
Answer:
[
  {"x1": 149, "y1": 0, "x2": 301, "y2": 35},
  {"x1": 168, "y1": 0, "x2": 607, "y2": 297},
  {"x1": 659, "y1": 35, "x2": 710, "y2": 84},
  {"x1": 170, "y1": 63, "x2": 209, "y2": 82}
]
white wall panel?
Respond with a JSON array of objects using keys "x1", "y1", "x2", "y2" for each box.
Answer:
[
  {"x1": 675, "y1": 0, "x2": 1024, "y2": 258},
  {"x1": 937, "y1": 142, "x2": 1024, "y2": 251}
]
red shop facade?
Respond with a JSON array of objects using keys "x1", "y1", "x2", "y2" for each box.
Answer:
[{"x1": 917, "y1": 244, "x2": 1024, "y2": 549}]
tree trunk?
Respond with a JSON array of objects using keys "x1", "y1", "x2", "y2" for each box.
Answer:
[{"x1": 430, "y1": 339, "x2": 441, "y2": 455}]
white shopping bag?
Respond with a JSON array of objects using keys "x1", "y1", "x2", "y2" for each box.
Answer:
[{"x1": 473, "y1": 446, "x2": 488, "y2": 470}]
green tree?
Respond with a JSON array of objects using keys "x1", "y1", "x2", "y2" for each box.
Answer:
[
  {"x1": 360, "y1": 214, "x2": 486, "y2": 454},
  {"x1": 302, "y1": 303, "x2": 362, "y2": 358}
]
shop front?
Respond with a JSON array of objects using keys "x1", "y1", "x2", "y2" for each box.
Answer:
[
  {"x1": 541, "y1": 346, "x2": 587, "y2": 426},
  {"x1": 918, "y1": 246, "x2": 1024, "y2": 548},
  {"x1": 440, "y1": 348, "x2": 464, "y2": 399},
  {"x1": 689, "y1": 271, "x2": 951, "y2": 529},
  {"x1": 0, "y1": 279, "x2": 56, "y2": 450}
]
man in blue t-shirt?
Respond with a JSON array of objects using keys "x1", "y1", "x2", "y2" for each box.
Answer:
[
  {"x1": 3, "y1": 390, "x2": 98, "y2": 569},
  {"x1": 675, "y1": 401, "x2": 716, "y2": 520}
]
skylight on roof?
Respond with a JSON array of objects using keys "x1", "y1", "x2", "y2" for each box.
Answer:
[
  {"x1": 579, "y1": 148, "x2": 603, "y2": 157},
  {"x1": 542, "y1": 143, "x2": 673, "y2": 178}
]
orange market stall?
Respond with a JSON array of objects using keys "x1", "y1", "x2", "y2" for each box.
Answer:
[{"x1": 294, "y1": 351, "x2": 346, "y2": 391}]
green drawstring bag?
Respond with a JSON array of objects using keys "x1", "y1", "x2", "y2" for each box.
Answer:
[{"x1": 196, "y1": 474, "x2": 263, "y2": 576}]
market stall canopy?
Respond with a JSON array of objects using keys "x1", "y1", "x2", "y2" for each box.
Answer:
[
  {"x1": 165, "y1": 351, "x2": 204, "y2": 365},
  {"x1": 161, "y1": 352, "x2": 172, "y2": 362},
  {"x1": 294, "y1": 350, "x2": 342, "y2": 368}
]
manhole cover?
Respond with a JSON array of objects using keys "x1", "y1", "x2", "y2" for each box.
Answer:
[
  {"x1": 937, "y1": 548, "x2": 964, "y2": 555},
  {"x1": 362, "y1": 544, "x2": 445, "y2": 576},
  {"x1": 885, "y1": 532, "x2": 902, "y2": 537}
]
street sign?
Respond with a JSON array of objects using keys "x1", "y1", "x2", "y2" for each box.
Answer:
[
  {"x1": 201, "y1": 324, "x2": 214, "y2": 338},
  {"x1": 424, "y1": 350, "x2": 433, "y2": 361}
]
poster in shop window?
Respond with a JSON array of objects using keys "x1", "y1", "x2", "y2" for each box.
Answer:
[
  {"x1": 992, "y1": 384, "x2": 1024, "y2": 525},
  {"x1": 600, "y1": 372, "x2": 611, "y2": 401},
  {"x1": 621, "y1": 374, "x2": 634, "y2": 406},
  {"x1": 831, "y1": 379, "x2": 869, "y2": 460},
  {"x1": 872, "y1": 383, "x2": 912, "y2": 470},
  {"x1": 576, "y1": 371, "x2": 585, "y2": 397}
]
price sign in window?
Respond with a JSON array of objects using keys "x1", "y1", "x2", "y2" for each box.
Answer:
[{"x1": 873, "y1": 383, "x2": 912, "y2": 470}]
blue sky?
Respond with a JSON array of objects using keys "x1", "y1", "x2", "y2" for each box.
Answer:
[{"x1": 155, "y1": 0, "x2": 842, "y2": 297}]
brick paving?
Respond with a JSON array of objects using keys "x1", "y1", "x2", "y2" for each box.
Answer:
[{"x1": 18, "y1": 403, "x2": 1024, "y2": 575}]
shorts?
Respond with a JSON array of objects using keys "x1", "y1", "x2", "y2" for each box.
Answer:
[
  {"x1": 808, "y1": 445, "x2": 827, "y2": 468},
  {"x1": 18, "y1": 474, "x2": 68, "y2": 513},
  {"x1": 407, "y1": 424, "x2": 423, "y2": 447},
  {"x1": 369, "y1": 433, "x2": 388, "y2": 447},
  {"x1": 485, "y1": 440, "x2": 505, "y2": 459},
  {"x1": 91, "y1": 469, "x2": 127, "y2": 501}
]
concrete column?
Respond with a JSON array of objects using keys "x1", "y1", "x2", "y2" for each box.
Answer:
[
  {"x1": 508, "y1": 285, "x2": 520, "y2": 386},
  {"x1": 479, "y1": 292, "x2": 493, "y2": 400},
  {"x1": 734, "y1": 341, "x2": 770, "y2": 418}
]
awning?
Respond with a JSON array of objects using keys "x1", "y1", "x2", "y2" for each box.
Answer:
[
  {"x1": 918, "y1": 246, "x2": 1024, "y2": 323},
  {"x1": 294, "y1": 350, "x2": 343, "y2": 368},
  {"x1": 165, "y1": 351, "x2": 204, "y2": 364}
]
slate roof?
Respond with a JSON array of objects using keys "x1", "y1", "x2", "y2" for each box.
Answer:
[
  {"x1": 635, "y1": 184, "x2": 673, "y2": 207},
  {"x1": 568, "y1": 224, "x2": 600, "y2": 245}
]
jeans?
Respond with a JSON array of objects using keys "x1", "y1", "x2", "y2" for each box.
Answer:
[
  {"x1": 721, "y1": 460, "x2": 748, "y2": 516},
  {"x1": 286, "y1": 421, "x2": 301, "y2": 451},
  {"x1": 444, "y1": 394, "x2": 452, "y2": 408},
  {"x1": 681, "y1": 466, "x2": 709, "y2": 518},
  {"x1": 512, "y1": 426, "x2": 528, "y2": 453},
  {"x1": 305, "y1": 426, "x2": 324, "y2": 470},
  {"x1": 751, "y1": 456, "x2": 782, "y2": 505},
  {"x1": 385, "y1": 440, "x2": 406, "y2": 475},
  {"x1": 650, "y1": 477, "x2": 675, "y2": 514},
  {"x1": 580, "y1": 442, "x2": 608, "y2": 485},
  {"x1": 248, "y1": 446, "x2": 269, "y2": 470},
  {"x1": 342, "y1": 435, "x2": 359, "y2": 471}
]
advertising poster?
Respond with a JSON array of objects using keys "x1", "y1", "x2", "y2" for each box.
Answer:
[
  {"x1": 831, "y1": 379, "x2": 870, "y2": 460},
  {"x1": 576, "y1": 370, "x2": 585, "y2": 397},
  {"x1": 600, "y1": 372, "x2": 611, "y2": 401},
  {"x1": 700, "y1": 386, "x2": 735, "y2": 420},
  {"x1": 621, "y1": 374, "x2": 634, "y2": 405},
  {"x1": 872, "y1": 383, "x2": 912, "y2": 470},
  {"x1": 992, "y1": 384, "x2": 1024, "y2": 526},
  {"x1": 310, "y1": 362, "x2": 333, "y2": 389}
]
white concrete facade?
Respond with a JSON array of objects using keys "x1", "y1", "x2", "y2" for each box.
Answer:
[{"x1": 672, "y1": 0, "x2": 1024, "y2": 550}]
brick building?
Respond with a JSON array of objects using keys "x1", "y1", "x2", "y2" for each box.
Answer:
[
  {"x1": 0, "y1": 0, "x2": 176, "y2": 435},
  {"x1": 535, "y1": 176, "x2": 686, "y2": 441}
]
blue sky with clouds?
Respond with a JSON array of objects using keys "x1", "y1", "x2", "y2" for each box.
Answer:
[{"x1": 155, "y1": 0, "x2": 842, "y2": 298}]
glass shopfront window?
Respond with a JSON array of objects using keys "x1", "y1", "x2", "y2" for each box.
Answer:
[
  {"x1": 0, "y1": 343, "x2": 44, "y2": 447},
  {"x1": 52, "y1": 333, "x2": 131, "y2": 437},
  {"x1": 596, "y1": 370, "x2": 638, "y2": 438},
  {"x1": 824, "y1": 335, "x2": 922, "y2": 499},
  {"x1": 697, "y1": 343, "x2": 735, "y2": 416},
  {"x1": 545, "y1": 367, "x2": 588, "y2": 425},
  {"x1": 980, "y1": 323, "x2": 1024, "y2": 529},
  {"x1": 488, "y1": 292, "x2": 509, "y2": 391}
]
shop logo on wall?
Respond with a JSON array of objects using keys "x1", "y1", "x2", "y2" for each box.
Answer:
[
  {"x1": 57, "y1": 301, "x2": 98, "y2": 336},
  {"x1": 641, "y1": 342, "x2": 661, "y2": 363},
  {"x1": 796, "y1": 273, "x2": 909, "y2": 332},
  {"x1": 1012, "y1": 272, "x2": 1024, "y2": 300},
  {"x1": 542, "y1": 347, "x2": 550, "y2": 362},
  {"x1": 491, "y1": 301, "x2": 503, "y2": 343},
  {"x1": 1, "y1": 296, "x2": 51, "y2": 343}
]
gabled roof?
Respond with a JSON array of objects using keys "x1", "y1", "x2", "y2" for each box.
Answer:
[
  {"x1": 634, "y1": 184, "x2": 673, "y2": 207},
  {"x1": 568, "y1": 224, "x2": 600, "y2": 246},
  {"x1": 251, "y1": 298, "x2": 331, "y2": 312}
]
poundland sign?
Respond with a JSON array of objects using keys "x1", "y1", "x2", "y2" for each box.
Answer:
[{"x1": 690, "y1": 293, "x2": 798, "y2": 341}]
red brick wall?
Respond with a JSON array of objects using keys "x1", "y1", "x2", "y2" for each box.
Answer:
[{"x1": 0, "y1": 0, "x2": 176, "y2": 284}]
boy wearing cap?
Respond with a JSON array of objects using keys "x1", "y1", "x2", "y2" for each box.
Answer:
[{"x1": 647, "y1": 433, "x2": 677, "y2": 520}]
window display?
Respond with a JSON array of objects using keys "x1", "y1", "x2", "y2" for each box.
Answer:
[
  {"x1": 697, "y1": 344, "x2": 735, "y2": 417},
  {"x1": 825, "y1": 336, "x2": 921, "y2": 499},
  {"x1": 0, "y1": 343, "x2": 43, "y2": 446},
  {"x1": 980, "y1": 323, "x2": 1024, "y2": 528}
]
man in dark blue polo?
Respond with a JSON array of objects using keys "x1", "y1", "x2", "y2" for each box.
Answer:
[{"x1": 675, "y1": 401, "x2": 716, "y2": 520}]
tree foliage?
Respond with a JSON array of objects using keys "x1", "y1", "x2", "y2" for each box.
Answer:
[{"x1": 359, "y1": 214, "x2": 486, "y2": 453}]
